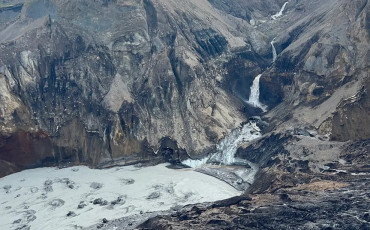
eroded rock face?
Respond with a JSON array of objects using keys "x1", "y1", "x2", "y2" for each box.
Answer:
[
  {"x1": 0, "y1": 0, "x2": 369, "y2": 177},
  {"x1": 0, "y1": 0, "x2": 264, "y2": 175},
  {"x1": 0, "y1": 1, "x2": 368, "y2": 229},
  {"x1": 262, "y1": 0, "x2": 370, "y2": 140}
]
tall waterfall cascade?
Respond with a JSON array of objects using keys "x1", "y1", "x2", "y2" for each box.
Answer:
[
  {"x1": 248, "y1": 74, "x2": 268, "y2": 112},
  {"x1": 183, "y1": 3, "x2": 283, "y2": 189},
  {"x1": 271, "y1": 39, "x2": 277, "y2": 62},
  {"x1": 271, "y1": 2, "x2": 289, "y2": 20},
  {"x1": 182, "y1": 72, "x2": 268, "y2": 181}
]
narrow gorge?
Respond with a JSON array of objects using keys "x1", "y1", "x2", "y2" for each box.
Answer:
[{"x1": 0, "y1": 0, "x2": 369, "y2": 229}]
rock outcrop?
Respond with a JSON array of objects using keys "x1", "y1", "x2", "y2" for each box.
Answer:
[{"x1": 263, "y1": 0, "x2": 370, "y2": 141}]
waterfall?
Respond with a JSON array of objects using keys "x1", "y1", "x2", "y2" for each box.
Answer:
[
  {"x1": 182, "y1": 74, "x2": 269, "y2": 188},
  {"x1": 182, "y1": 121, "x2": 261, "y2": 167},
  {"x1": 248, "y1": 74, "x2": 267, "y2": 111},
  {"x1": 182, "y1": 75, "x2": 267, "y2": 187},
  {"x1": 271, "y1": 39, "x2": 277, "y2": 62},
  {"x1": 271, "y1": 1, "x2": 289, "y2": 20}
]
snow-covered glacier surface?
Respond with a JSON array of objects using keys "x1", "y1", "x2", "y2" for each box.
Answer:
[{"x1": 0, "y1": 164, "x2": 239, "y2": 230}]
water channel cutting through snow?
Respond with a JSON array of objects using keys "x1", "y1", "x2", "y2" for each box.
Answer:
[{"x1": 182, "y1": 120, "x2": 262, "y2": 191}]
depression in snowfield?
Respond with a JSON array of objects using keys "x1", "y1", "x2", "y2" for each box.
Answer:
[{"x1": 0, "y1": 164, "x2": 239, "y2": 230}]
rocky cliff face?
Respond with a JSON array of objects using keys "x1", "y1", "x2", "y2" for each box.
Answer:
[
  {"x1": 264, "y1": 0, "x2": 370, "y2": 139},
  {"x1": 0, "y1": 0, "x2": 263, "y2": 175},
  {"x1": 0, "y1": 0, "x2": 369, "y2": 178}
]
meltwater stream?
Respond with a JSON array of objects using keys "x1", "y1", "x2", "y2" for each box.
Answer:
[
  {"x1": 271, "y1": 39, "x2": 277, "y2": 62},
  {"x1": 183, "y1": 122, "x2": 261, "y2": 168},
  {"x1": 182, "y1": 121, "x2": 262, "y2": 190},
  {"x1": 271, "y1": 1, "x2": 289, "y2": 20},
  {"x1": 183, "y1": 73, "x2": 268, "y2": 190}
]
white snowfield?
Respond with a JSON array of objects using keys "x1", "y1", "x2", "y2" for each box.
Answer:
[{"x1": 0, "y1": 164, "x2": 240, "y2": 230}]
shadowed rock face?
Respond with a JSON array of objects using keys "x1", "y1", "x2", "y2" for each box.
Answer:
[
  {"x1": 0, "y1": 0, "x2": 369, "y2": 229},
  {"x1": 0, "y1": 0, "x2": 369, "y2": 177},
  {"x1": 262, "y1": 0, "x2": 370, "y2": 135}
]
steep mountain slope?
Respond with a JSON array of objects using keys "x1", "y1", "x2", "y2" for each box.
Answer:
[
  {"x1": 0, "y1": 0, "x2": 369, "y2": 179},
  {"x1": 0, "y1": 0, "x2": 269, "y2": 175},
  {"x1": 265, "y1": 0, "x2": 369, "y2": 138},
  {"x1": 0, "y1": 0, "x2": 369, "y2": 229}
]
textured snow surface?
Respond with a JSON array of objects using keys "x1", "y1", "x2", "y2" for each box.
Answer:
[{"x1": 0, "y1": 164, "x2": 239, "y2": 230}]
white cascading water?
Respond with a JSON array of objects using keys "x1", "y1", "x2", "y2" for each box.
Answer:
[
  {"x1": 271, "y1": 1, "x2": 289, "y2": 20},
  {"x1": 183, "y1": 121, "x2": 261, "y2": 167},
  {"x1": 182, "y1": 121, "x2": 261, "y2": 186},
  {"x1": 208, "y1": 121, "x2": 261, "y2": 165},
  {"x1": 271, "y1": 39, "x2": 277, "y2": 62},
  {"x1": 182, "y1": 32, "x2": 272, "y2": 187},
  {"x1": 183, "y1": 72, "x2": 267, "y2": 168},
  {"x1": 182, "y1": 156, "x2": 209, "y2": 168},
  {"x1": 248, "y1": 74, "x2": 268, "y2": 111}
]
